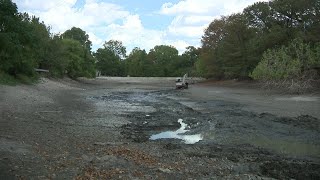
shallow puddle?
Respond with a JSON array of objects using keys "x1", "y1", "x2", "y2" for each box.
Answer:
[
  {"x1": 275, "y1": 96, "x2": 318, "y2": 102},
  {"x1": 150, "y1": 119, "x2": 203, "y2": 144}
]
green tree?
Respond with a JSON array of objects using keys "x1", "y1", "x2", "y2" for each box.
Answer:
[
  {"x1": 170, "y1": 46, "x2": 199, "y2": 76},
  {"x1": 0, "y1": 0, "x2": 51, "y2": 81},
  {"x1": 60, "y1": 27, "x2": 96, "y2": 78},
  {"x1": 182, "y1": 46, "x2": 200, "y2": 67},
  {"x1": 201, "y1": 17, "x2": 227, "y2": 51},
  {"x1": 95, "y1": 48, "x2": 119, "y2": 76},
  {"x1": 62, "y1": 27, "x2": 92, "y2": 51},
  {"x1": 125, "y1": 47, "x2": 148, "y2": 76},
  {"x1": 199, "y1": 18, "x2": 226, "y2": 78},
  {"x1": 218, "y1": 13, "x2": 256, "y2": 78},
  {"x1": 41, "y1": 35, "x2": 67, "y2": 77},
  {"x1": 200, "y1": 13, "x2": 256, "y2": 78},
  {"x1": 61, "y1": 39, "x2": 85, "y2": 78},
  {"x1": 244, "y1": 2, "x2": 274, "y2": 32},
  {"x1": 103, "y1": 40, "x2": 126, "y2": 59},
  {"x1": 199, "y1": 0, "x2": 320, "y2": 80},
  {"x1": 95, "y1": 40, "x2": 126, "y2": 76},
  {"x1": 0, "y1": 1, "x2": 96, "y2": 83},
  {"x1": 148, "y1": 45, "x2": 179, "y2": 76},
  {"x1": 0, "y1": 0, "x2": 18, "y2": 32},
  {"x1": 20, "y1": 14, "x2": 51, "y2": 70}
]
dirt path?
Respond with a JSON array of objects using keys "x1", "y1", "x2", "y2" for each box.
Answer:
[{"x1": 0, "y1": 78, "x2": 319, "y2": 179}]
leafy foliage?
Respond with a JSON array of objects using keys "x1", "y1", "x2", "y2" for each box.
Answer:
[
  {"x1": 95, "y1": 43, "x2": 197, "y2": 77},
  {"x1": 2, "y1": 0, "x2": 318, "y2": 85},
  {"x1": 0, "y1": 0, "x2": 49, "y2": 81},
  {"x1": 60, "y1": 27, "x2": 96, "y2": 78},
  {"x1": 251, "y1": 39, "x2": 320, "y2": 81},
  {"x1": 62, "y1": 27, "x2": 92, "y2": 51},
  {"x1": 0, "y1": 0, "x2": 95, "y2": 83},
  {"x1": 148, "y1": 45, "x2": 179, "y2": 77},
  {"x1": 103, "y1": 40, "x2": 127, "y2": 59},
  {"x1": 200, "y1": 13, "x2": 258, "y2": 79},
  {"x1": 125, "y1": 47, "x2": 149, "y2": 77},
  {"x1": 41, "y1": 36, "x2": 68, "y2": 78},
  {"x1": 95, "y1": 40, "x2": 126, "y2": 76},
  {"x1": 199, "y1": 0, "x2": 320, "y2": 80}
]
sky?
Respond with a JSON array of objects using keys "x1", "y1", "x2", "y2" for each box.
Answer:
[{"x1": 12, "y1": 0, "x2": 267, "y2": 54}]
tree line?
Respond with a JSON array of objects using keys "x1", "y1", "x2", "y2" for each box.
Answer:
[
  {"x1": 1, "y1": 0, "x2": 319, "y2": 85},
  {"x1": 0, "y1": 0, "x2": 198, "y2": 83},
  {"x1": 198, "y1": 0, "x2": 320, "y2": 82},
  {"x1": 94, "y1": 40, "x2": 198, "y2": 77}
]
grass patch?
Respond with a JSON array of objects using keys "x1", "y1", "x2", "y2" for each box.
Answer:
[
  {"x1": 0, "y1": 72, "x2": 18, "y2": 85},
  {"x1": 16, "y1": 74, "x2": 39, "y2": 84},
  {"x1": 0, "y1": 71, "x2": 39, "y2": 85}
]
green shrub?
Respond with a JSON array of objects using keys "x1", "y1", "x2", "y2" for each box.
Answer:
[
  {"x1": 16, "y1": 73, "x2": 39, "y2": 84},
  {"x1": 250, "y1": 39, "x2": 320, "y2": 81},
  {"x1": 0, "y1": 71, "x2": 18, "y2": 85}
]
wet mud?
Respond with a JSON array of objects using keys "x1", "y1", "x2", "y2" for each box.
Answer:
[
  {"x1": 1, "y1": 78, "x2": 319, "y2": 179},
  {"x1": 91, "y1": 89, "x2": 320, "y2": 179}
]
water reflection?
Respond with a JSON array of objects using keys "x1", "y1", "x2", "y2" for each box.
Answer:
[{"x1": 150, "y1": 119, "x2": 202, "y2": 144}]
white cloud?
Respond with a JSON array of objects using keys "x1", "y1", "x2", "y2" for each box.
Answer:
[
  {"x1": 14, "y1": 0, "x2": 170, "y2": 53},
  {"x1": 87, "y1": 32, "x2": 103, "y2": 48},
  {"x1": 121, "y1": 14, "x2": 143, "y2": 30},
  {"x1": 160, "y1": 0, "x2": 269, "y2": 16},
  {"x1": 165, "y1": 40, "x2": 191, "y2": 53},
  {"x1": 14, "y1": 0, "x2": 129, "y2": 32},
  {"x1": 161, "y1": 0, "x2": 268, "y2": 49},
  {"x1": 13, "y1": 0, "x2": 132, "y2": 49},
  {"x1": 168, "y1": 15, "x2": 210, "y2": 37},
  {"x1": 81, "y1": 0, "x2": 129, "y2": 25},
  {"x1": 105, "y1": 15, "x2": 165, "y2": 53},
  {"x1": 17, "y1": 0, "x2": 77, "y2": 11},
  {"x1": 160, "y1": 0, "x2": 218, "y2": 15},
  {"x1": 103, "y1": 15, "x2": 192, "y2": 53},
  {"x1": 183, "y1": 15, "x2": 218, "y2": 25},
  {"x1": 45, "y1": 1, "x2": 128, "y2": 32}
]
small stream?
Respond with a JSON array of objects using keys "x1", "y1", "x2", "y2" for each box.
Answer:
[{"x1": 150, "y1": 119, "x2": 203, "y2": 144}]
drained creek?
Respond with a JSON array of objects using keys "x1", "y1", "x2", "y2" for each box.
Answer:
[
  {"x1": 91, "y1": 90, "x2": 320, "y2": 159},
  {"x1": 1, "y1": 78, "x2": 319, "y2": 179}
]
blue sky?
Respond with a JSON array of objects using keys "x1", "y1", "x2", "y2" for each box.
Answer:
[{"x1": 13, "y1": 0, "x2": 266, "y2": 54}]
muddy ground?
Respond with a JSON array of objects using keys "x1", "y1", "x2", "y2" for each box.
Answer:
[{"x1": 0, "y1": 77, "x2": 319, "y2": 179}]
